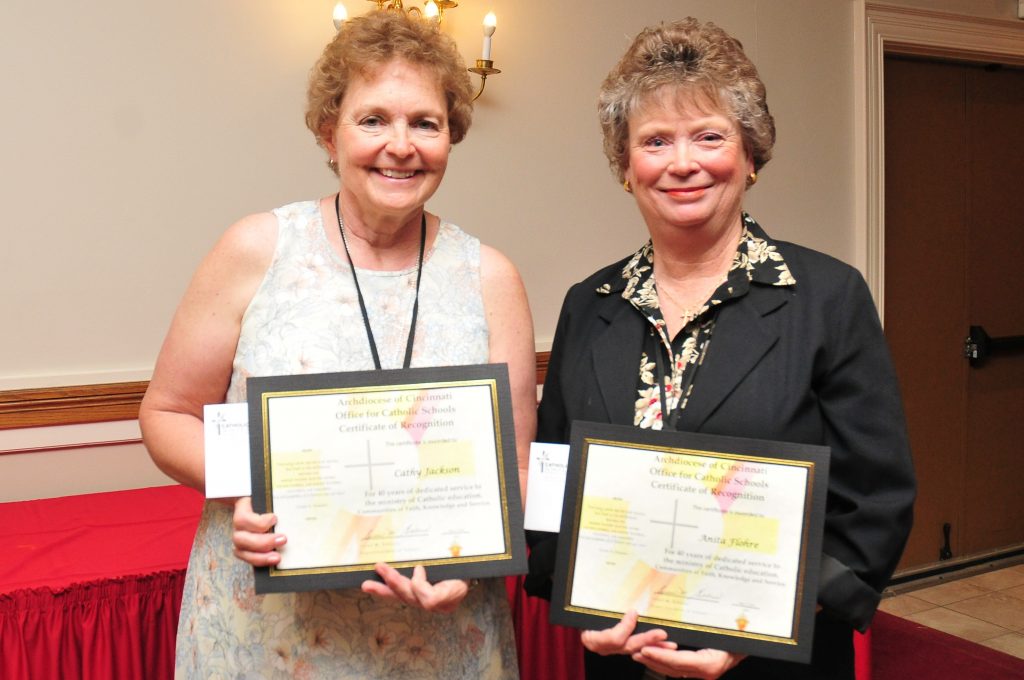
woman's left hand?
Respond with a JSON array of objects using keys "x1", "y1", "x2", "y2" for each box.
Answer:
[
  {"x1": 361, "y1": 562, "x2": 471, "y2": 614},
  {"x1": 632, "y1": 646, "x2": 746, "y2": 679}
]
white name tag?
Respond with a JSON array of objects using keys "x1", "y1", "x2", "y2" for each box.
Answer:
[
  {"x1": 203, "y1": 403, "x2": 251, "y2": 498},
  {"x1": 523, "y1": 442, "x2": 570, "y2": 532}
]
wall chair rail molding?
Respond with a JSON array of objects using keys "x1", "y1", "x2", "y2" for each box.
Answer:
[
  {"x1": 0, "y1": 382, "x2": 149, "y2": 431},
  {"x1": 862, "y1": 2, "x2": 1024, "y2": 321},
  {"x1": 0, "y1": 352, "x2": 551, "y2": 432}
]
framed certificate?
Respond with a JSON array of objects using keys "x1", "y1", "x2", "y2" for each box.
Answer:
[
  {"x1": 551, "y1": 422, "x2": 829, "y2": 664},
  {"x1": 246, "y1": 363, "x2": 526, "y2": 593}
]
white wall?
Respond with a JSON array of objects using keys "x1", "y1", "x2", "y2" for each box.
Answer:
[{"x1": 0, "y1": 0, "x2": 863, "y2": 388}]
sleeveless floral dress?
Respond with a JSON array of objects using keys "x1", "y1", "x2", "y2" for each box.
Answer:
[{"x1": 175, "y1": 200, "x2": 519, "y2": 679}]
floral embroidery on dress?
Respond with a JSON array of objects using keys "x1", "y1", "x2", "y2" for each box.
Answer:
[
  {"x1": 622, "y1": 213, "x2": 796, "y2": 430},
  {"x1": 176, "y1": 200, "x2": 517, "y2": 680}
]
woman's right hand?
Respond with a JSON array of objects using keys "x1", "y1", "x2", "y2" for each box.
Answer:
[
  {"x1": 361, "y1": 562, "x2": 471, "y2": 614},
  {"x1": 582, "y1": 610, "x2": 745, "y2": 679},
  {"x1": 581, "y1": 610, "x2": 676, "y2": 656},
  {"x1": 231, "y1": 496, "x2": 286, "y2": 566}
]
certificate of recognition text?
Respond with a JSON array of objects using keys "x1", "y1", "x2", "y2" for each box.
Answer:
[
  {"x1": 551, "y1": 422, "x2": 828, "y2": 663},
  {"x1": 248, "y1": 365, "x2": 526, "y2": 592}
]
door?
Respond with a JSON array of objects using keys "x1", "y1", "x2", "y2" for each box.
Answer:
[{"x1": 884, "y1": 56, "x2": 1024, "y2": 573}]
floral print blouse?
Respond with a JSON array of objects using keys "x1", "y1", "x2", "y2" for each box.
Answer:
[{"x1": 599, "y1": 213, "x2": 797, "y2": 430}]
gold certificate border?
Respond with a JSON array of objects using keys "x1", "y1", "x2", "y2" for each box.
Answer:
[
  {"x1": 259, "y1": 377, "x2": 515, "y2": 578},
  {"x1": 563, "y1": 436, "x2": 817, "y2": 647}
]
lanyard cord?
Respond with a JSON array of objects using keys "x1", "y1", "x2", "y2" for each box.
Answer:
[
  {"x1": 654, "y1": 310, "x2": 717, "y2": 430},
  {"x1": 334, "y1": 193, "x2": 425, "y2": 370}
]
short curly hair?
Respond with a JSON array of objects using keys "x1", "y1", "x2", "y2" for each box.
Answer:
[
  {"x1": 305, "y1": 11, "x2": 474, "y2": 163},
  {"x1": 598, "y1": 18, "x2": 776, "y2": 183}
]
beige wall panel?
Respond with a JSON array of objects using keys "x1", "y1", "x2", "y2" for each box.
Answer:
[
  {"x1": 2, "y1": 0, "x2": 856, "y2": 383},
  {"x1": 0, "y1": 420, "x2": 175, "y2": 502}
]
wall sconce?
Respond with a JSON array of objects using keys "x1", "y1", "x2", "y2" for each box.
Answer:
[
  {"x1": 468, "y1": 12, "x2": 500, "y2": 101},
  {"x1": 333, "y1": 2, "x2": 500, "y2": 101}
]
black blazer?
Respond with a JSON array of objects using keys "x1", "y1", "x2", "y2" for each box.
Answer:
[{"x1": 527, "y1": 232, "x2": 916, "y2": 677}]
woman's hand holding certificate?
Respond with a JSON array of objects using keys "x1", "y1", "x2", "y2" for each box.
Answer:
[{"x1": 361, "y1": 562, "x2": 470, "y2": 614}]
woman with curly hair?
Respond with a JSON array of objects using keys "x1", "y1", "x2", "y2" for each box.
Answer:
[
  {"x1": 525, "y1": 18, "x2": 914, "y2": 680},
  {"x1": 141, "y1": 11, "x2": 534, "y2": 678}
]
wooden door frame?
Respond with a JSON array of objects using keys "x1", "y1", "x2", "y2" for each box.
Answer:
[{"x1": 858, "y1": 2, "x2": 1024, "y2": 321}]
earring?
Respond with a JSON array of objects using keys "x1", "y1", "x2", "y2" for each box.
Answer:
[
  {"x1": 327, "y1": 157, "x2": 338, "y2": 170},
  {"x1": 623, "y1": 179, "x2": 632, "y2": 193},
  {"x1": 747, "y1": 172, "x2": 758, "y2": 186}
]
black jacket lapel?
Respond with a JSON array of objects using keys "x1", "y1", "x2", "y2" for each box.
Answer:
[
  {"x1": 591, "y1": 300, "x2": 646, "y2": 426},
  {"x1": 678, "y1": 285, "x2": 789, "y2": 430}
]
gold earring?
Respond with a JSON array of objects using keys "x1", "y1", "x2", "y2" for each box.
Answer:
[
  {"x1": 748, "y1": 172, "x2": 758, "y2": 186},
  {"x1": 623, "y1": 179, "x2": 632, "y2": 193}
]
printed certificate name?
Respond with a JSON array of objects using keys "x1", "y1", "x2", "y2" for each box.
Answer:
[
  {"x1": 247, "y1": 364, "x2": 526, "y2": 593},
  {"x1": 551, "y1": 422, "x2": 829, "y2": 664}
]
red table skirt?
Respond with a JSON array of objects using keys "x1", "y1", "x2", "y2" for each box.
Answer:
[
  {"x1": 0, "y1": 570, "x2": 186, "y2": 680},
  {"x1": 1, "y1": 486, "x2": 203, "y2": 679}
]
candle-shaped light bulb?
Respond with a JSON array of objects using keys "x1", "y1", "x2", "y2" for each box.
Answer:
[
  {"x1": 424, "y1": 0, "x2": 440, "y2": 23},
  {"x1": 482, "y1": 12, "x2": 497, "y2": 61},
  {"x1": 332, "y1": 3, "x2": 348, "y2": 30}
]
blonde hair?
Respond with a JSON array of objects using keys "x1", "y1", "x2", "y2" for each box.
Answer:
[
  {"x1": 305, "y1": 11, "x2": 474, "y2": 162},
  {"x1": 598, "y1": 18, "x2": 775, "y2": 182}
]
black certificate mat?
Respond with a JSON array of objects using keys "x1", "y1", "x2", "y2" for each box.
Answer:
[
  {"x1": 551, "y1": 421, "x2": 829, "y2": 664},
  {"x1": 247, "y1": 363, "x2": 526, "y2": 593}
]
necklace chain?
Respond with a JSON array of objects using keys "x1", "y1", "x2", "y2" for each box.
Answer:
[{"x1": 655, "y1": 274, "x2": 724, "y2": 325}]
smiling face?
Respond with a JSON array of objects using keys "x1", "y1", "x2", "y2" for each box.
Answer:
[
  {"x1": 324, "y1": 59, "x2": 451, "y2": 227},
  {"x1": 624, "y1": 88, "x2": 753, "y2": 239}
]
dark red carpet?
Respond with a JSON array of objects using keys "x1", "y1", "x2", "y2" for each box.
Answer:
[{"x1": 872, "y1": 610, "x2": 1024, "y2": 679}]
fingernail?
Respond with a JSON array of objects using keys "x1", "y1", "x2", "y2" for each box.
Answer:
[{"x1": 274, "y1": 535, "x2": 286, "y2": 545}]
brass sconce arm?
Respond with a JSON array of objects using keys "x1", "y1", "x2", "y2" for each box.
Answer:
[{"x1": 468, "y1": 60, "x2": 501, "y2": 101}]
